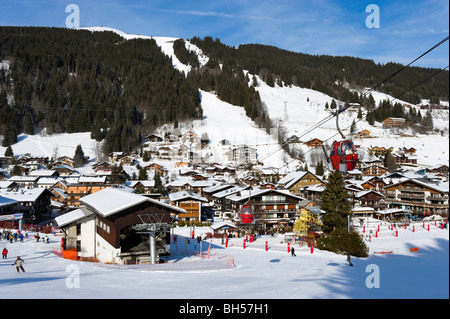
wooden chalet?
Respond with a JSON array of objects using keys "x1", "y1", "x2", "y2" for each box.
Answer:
[
  {"x1": 144, "y1": 163, "x2": 166, "y2": 176},
  {"x1": 169, "y1": 191, "x2": 208, "y2": 222},
  {"x1": 55, "y1": 188, "x2": 186, "y2": 264},
  {"x1": 225, "y1": 187, "x2": 306, "y2": 231},
  {"x1": 426, "y1": 165, "x2": 449, "y2": 176},
  {"x1": 93, "y1": 161, "x2": 115, "y2": 172},
  {"x1": 384, "y1": 178, "x2": 449, "y2": 216},
  {"x1": 353, "y1": 190, "x2": 386, "y2": 210},
  {"x1": 57, "y1": 156, "x2": 74, "y2": 167},
  {"x1": 144, "y1": 134, "x2": 163, "y2": 143},
  {"x1": 361, "y1": 165, "x2": 388, "y2": 177},
  {"x1": 277, "y1": 171, "x2": 324, "y2": 195},
  {"x1": 368, "y1": 146, "x2": 394, "y2": 157},
  {"x1": 0, "y1": 188, "x2": 54, "y2": 223},
  {"x1": 382, "y1": 117, "x2": 406, "y2": 129},
  {"x1": 357, "y1": 129, "x2": 371, "y2": 138},
  {"x1": 304, "y1": 138, "x2": 323, "y2": 148},
  {"x1": 54, "y1": 165, "x2": 76, "y2": 176},
  {"x1": 65, "y1": 176, "x2": 109, "y2": 208}
]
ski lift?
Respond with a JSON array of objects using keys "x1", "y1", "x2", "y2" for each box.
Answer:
[
  {"x1": 240, "y1": 206, "x2": 254, "y2": 224},
  {"x1": 240, "y1": 187, "x2": 254, "y2": 224},
  {"x1": 329, "y1": 140, "x2": 358, "y2": 172},
  {"x1": 323, "y1": 105, "x2": 358, "y2": 172}
]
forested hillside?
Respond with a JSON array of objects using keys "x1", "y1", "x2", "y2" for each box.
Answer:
[
  {"x1": 0, "y1": 27, "x2": 202, "y2": 153},
  {"x1": 190, "y1": 36, "x2": 449, "y2": 106},
  {"x1": 0, "y1": 27, "x2": 448, "y2": 156}
]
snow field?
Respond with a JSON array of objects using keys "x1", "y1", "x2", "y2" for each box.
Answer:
[{"x1": 0, "y1": 225, "x2": 447, "y2": 299}]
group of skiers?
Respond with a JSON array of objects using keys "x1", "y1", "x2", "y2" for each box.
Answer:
[
  {"x1": 1, "y1": 230, "x2": 51, "y2": 274},
  {"x1": 2, "y1": 248, "x2": 25, "y2": 273},
  {"x1": 1, "y1": 230, "x2": 25, "y2": 243}
]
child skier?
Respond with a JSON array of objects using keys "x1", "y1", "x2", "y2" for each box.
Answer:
[
  {"x1": 2, "y1": 248, "x2": 7, "y2": 259},
  {"x1": 12, "y1": 256, "x2": 25, "y2": 273}
]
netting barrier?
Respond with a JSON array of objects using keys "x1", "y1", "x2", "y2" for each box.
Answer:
[{"x1": 93, "y1": 252, "x2": 236, "y2": 272}]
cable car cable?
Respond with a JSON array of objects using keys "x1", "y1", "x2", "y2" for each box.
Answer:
[
  {"x1": 254, "y1": 35, "x2": 449, "y2": 167},
  {"x1": 275, "y1": 64, "x2": 449, "y2": 173},
  {"x1": 217, "y1": 37, "x2": 449, "y2": 183}
]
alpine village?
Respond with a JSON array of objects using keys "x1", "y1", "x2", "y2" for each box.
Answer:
[{"x1": 0, "y1": 26, "x2": 448, "y2": 266}]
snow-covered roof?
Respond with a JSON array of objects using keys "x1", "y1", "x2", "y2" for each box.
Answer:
[
  {"x1": 0, "y1": 188, "x2": 53, "y2": 202},
  {"x1": 125, "y1": 180, "x2": 155, "y2": 188},
  {"x1": 169, "y1": 191, "x2": 208, "y2": 202},
  {"x1": 80, "y1": 188, "x2": 185, "y2": 217},
  {"x1": 28, "y1": 169, "x2": 58, "y2": 177},
  {"x1": 385, "y1": 178, "x2": 449, "y2": 193},
  {"x1": 226, "y1": 187, "x2": 304, "y2": 202},
  {"x1": 78, "y1": 176, "x2": 107, "y2": 183},
  {"x1": 0, "y1": 196, "x2": 18, "y2": 207},
  {"x1": 54, "y1": 207, "x2": 94, "y2": 227},
  {"x1": 8, "y1": 176, "x2": 38, "y2": 182},
  {"x1": 277, "y1": 171, "x2": 323, "y2": 189},
  {"x1": 210, "y1": 221, "x2": 237, "y2": 230},
  {"x1": 355, "y1": 190, "x2": 384, "y2": 198},
  {"x1": 212, "y1": 186, "x2": 247, "y2": 199},
  {"x1": 36, "y1": 177, "x2": 60, "y2": 185}
]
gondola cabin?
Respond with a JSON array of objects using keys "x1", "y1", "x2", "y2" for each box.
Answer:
[
  {"x1": 240, "y1": 206, "x2": 254, "y2": 224},
  {"x1": 330, "y1": 140, "x2": 358, "y2": 172}
]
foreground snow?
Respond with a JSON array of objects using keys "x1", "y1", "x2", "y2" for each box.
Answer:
[{"x1": 0, "y1": 224, "x2": 447, "y2": 299}]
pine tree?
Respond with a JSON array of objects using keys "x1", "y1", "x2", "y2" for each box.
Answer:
[
  {"x1": 73, "y1": 144, "x2": 86, "y2": 168},
  {"x1": 4, "y1": 145, "x2": 13, "y2": 157},
  {"x1": 384, "y1": 150, "x2": 397, "y2": 172},
  {"x1": 330, "y1": 99, "x2": 337, "y2": 110},
  {"x1": 350, "y1": 119, "x2": 357, "y2": 134},
  {"x1": 315, "y1": 160, "x2": 324, "y2": 176},
  {"x1": 138, "y1": 167, "x2": 148, "y2": 180},
  {"x1": 318, "y1": 170, "x2": 368, "y2": 257},
  {"x1": 321, "y1": 171, "x2": 352, "y2": 233}
]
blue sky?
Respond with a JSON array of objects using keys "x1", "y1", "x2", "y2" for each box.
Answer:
[{"x1": 0, "y1": 0, "x2": 448, "y2": 68}]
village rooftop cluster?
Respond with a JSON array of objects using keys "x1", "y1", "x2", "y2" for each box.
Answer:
[{"x1": 0, "y1": 127, "x2": 448, "y2": 264}]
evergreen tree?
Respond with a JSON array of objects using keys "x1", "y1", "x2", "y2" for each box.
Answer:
[
  {"x1": 422, "y1": 111, "x2": 433, "y2": 130},
  {"x1": 11, "y1": 164, "x2": 21, "y2": 176},
  {"x1": 315, "y1": 160, "x2": 324, "y2": 176},
  {"x1": 384, "y1": 150, "x2": 397, "y2": 172},
  {"x1": 321, "y1": 171, "x2": 352, "y2": 233},
  {"x1": 318, "y1": 170, "x2": 368, "y2": 257},
  {"x1": 4, "y1": 145, "x2": 13, "y2": 157},
  {"x1": 330, "y1": 99, "x2": 337, "y2": 110},
  {"x1": 350, "y1": 119, "x2": 357, "y2": 134},
  {"x1": 138, "y1": 167, "x2": 148, "y2": 180},
  {"x1": 73, "y1": 144, "x2": 86, "y2": 168},
  {"x1": 153, "y1": 172, "x2": 166, "y2": 194}
]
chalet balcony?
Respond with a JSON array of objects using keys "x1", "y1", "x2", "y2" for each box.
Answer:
[
  {"x1": 427, "y1": 195, "x2": 449, "y2": 201},
  {"x1": 399, "y1": 187, "x2": 425, "y2": 192},
  {"x1": 398, "y1": 192, "x2": 425, "y2": 199}
]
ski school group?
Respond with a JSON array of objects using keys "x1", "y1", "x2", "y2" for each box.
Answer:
[{"x1": 1, "y1": 229, "x2": 50, "y2": 274}]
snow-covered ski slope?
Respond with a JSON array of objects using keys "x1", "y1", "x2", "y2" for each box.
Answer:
[
  {"x1": 2, "y1": 26, "x2": 448, "y2": 170},
  {"x1": 83, "y1": 26, "x2": 449, "y2": 168},
  {"x1": 0, "y1": 224, "x2": 448, "y2": 299}
]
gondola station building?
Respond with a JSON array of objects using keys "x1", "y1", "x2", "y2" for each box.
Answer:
[{"x1": 54, "y1": 188, "x2": 186, "y2": 264}]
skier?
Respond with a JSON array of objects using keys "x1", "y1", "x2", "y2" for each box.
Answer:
[
  {"x1": 290, "y1": 246, "x2": 296, "y2": 256},
  {"x1": 12, "y1": 256, "x2": 25, "y2": 273},
  {"x1": 2, "y1": 248, "x2": 7, "y2": 259}
]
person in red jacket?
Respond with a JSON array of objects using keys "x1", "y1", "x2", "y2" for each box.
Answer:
[{"x1": 2, "y1": 248, "x2": 7, "y2": 259}]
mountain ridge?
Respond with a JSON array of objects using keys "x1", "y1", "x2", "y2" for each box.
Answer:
[{"x1": 0, "y1": 26, "x2": 448, "y2": 170}]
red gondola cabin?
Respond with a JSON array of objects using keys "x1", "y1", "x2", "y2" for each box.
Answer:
[
  {"x1": 330, "y1": 140, "x2": 358, "y2": 172},
  {"x1": 240, "y1": 206, "x2": 254, "y2": 224}
]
